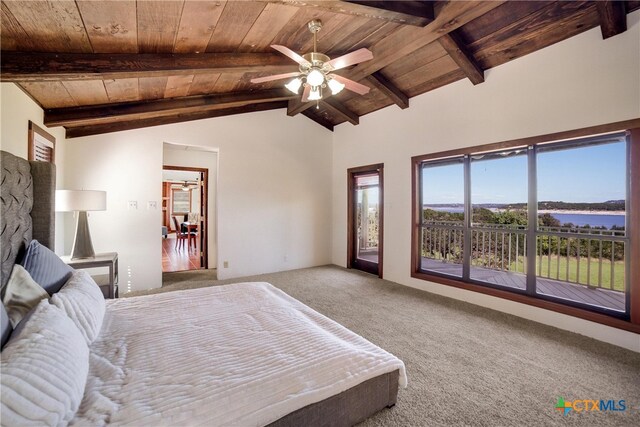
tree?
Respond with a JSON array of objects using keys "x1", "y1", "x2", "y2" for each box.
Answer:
[{"x1": 538, "y1": 213, "x2": 560, "y2": 227}]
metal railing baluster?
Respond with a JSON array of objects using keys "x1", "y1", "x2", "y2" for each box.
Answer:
[
  {"x1": 576, "y1": 238, "x2": 581, "y2": 284},
  {"x1": 547, "y1": 235, "x2": 551, "y2": 278},
  {"x1": 587, "y1": 239, "x2": 592, "y2": 287},
  {"x1": 598, "y1": 239, "x2": 603, "y2": 288},
  {"x1": 566, "y1": 238, "x2": 571, "y2": 282},
  {"x1": 610, "y1": 241, "x2": 615, "y2": 290}
]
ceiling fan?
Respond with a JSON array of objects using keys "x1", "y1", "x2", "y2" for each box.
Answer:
[
  {"x1": 250, "y1": 20, "x2": 373, "y2": 104},
  {"x1": 179, "y1": 181, "x2": 198, "y2": 191},
  {"x1": 165, "y1": 180, "x2": 198, "y2": 191}
]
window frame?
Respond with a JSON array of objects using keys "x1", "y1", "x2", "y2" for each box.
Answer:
[{"x1": 411, "y1": 119, "x2": 640, "y2": 333}]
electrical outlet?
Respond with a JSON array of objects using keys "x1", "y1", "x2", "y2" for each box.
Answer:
[
  {"x1": 284, "y1": 255, "x2": 288, "y2": 262},
  {"x1": 223, "y1": 261, "x2": 229, "y2": 268},
  {"x1": 128, "y1": 201, "x2": 138, "y2": 210},
  {"x1": 147, "y1": 201, "x2": 157, "y2": 210}
]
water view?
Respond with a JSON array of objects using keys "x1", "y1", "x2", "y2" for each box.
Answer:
[
  {"x1": 419, "y1": 137, "x2": 628, "y2": 313},
  {"x1": 425, "y1": 206, "x2": 625, "y2": 229}
]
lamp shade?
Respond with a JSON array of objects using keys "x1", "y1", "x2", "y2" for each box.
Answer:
[{"x1": 56, "y1": 190, "x2": 106, "y2": 212}]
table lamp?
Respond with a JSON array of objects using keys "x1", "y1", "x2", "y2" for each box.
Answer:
[{"x1": 56, "y1": 190, "x2": 106, "y2": 259}]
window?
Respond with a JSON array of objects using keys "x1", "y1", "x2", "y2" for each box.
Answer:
[
  {"x1": 420, "y1": 158, "x2": 464, "y2": 278},
  {"x1": 28, "y1": 121, "x2": 55, "y2": 163},
  {"x1": 171, "y1": 188, "x2": 191, "y2": 214},
  {"x1": 412, "y1": 122, "x2": 639, "y2": 331}
]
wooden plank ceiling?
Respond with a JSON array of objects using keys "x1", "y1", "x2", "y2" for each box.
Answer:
[{"x1": 1, "y1": 0, "x2": 636, "y2": 137}]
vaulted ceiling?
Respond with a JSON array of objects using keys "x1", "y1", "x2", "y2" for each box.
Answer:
[{"x1": 1, "y1": 1, "x2": 637, "y2": 138}]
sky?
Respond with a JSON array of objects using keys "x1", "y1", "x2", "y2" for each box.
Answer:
[{"x1": 422, "y1": 141, "x2": 626, "y2": 204}]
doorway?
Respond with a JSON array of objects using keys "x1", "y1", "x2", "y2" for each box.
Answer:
[
  {"x1": 162, "y1": 166, "x2": 208, "y2": 272},
  {"x1": 347, "y1": 164, "x2": 383, "y2": 277}
]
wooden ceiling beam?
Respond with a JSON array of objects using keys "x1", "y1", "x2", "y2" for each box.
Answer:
[
  {"x1": 595, "y1": 1, "x2": 627, "y2": 39},
  {"x1": 286, "y1": 1, "x2": 502, "y2": 117},
  {"x1": 366, "y1": 71, "x2": 409, "y2": 109},
  {"x1": 65, "y1": 102, "x2": 289, "y2": 138},
  {"x1": 45, "y1": 89, "x2": 296, "y2": 127},
  {"x1": 301, "y1": 110, "x2": 335, "y2": 132},
  {"x1": 0, "y1": 52, "x2": 297, "y2": 82},
  {"x1": 287, "y1": 98, "x2": 315, "y2": 116},
  {"x1": 348, "y1": 1, "x2": 505, "y2": 82},
  {"x1": 270, "y1": 1, "x2": 433, "y2": 27},
  {"x1": 320, "y1": 98, "x2": 359, "y2": 125},
  {"x1": 437, "y1": 33, "x2": 484, "y2": 85}
]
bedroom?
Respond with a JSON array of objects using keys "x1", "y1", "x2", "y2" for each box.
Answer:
[{"x1": 1, "y1": 1, "x2": 639, "y2": 425}]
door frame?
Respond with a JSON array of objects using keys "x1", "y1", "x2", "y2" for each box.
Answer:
[
  {"x1": 347, "y1": 163, "x2": 384, "y2": 278},
  {"x1": 163, "y1": 165, "x2": 209, "y2": 269}
]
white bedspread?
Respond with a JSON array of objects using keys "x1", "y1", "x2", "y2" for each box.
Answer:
[{"x1": 72, "y1": 282, "x2": 407, "y2": 426}]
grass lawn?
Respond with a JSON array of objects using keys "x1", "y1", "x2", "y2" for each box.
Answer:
[{"x1": 509, "y1": 256, "x2": 625, "y2": 292}]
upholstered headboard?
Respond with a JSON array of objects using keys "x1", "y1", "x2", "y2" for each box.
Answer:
[{"x1": 0, "y1": 150, "x2": 56, "y2": 291}]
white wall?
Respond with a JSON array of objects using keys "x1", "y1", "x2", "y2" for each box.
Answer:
[
  {"x1": 332, "y1": 12, "x2": 640, "y2": 352},
  {"x1": 0, "y1": 83, "x2": 66, "y2": 254},
  {"x1": 163, "y1": 146, "x2": 218, "y2": 268},
  {"x1": 64, "y1": 109, "x2": 333, "y2": 291}
]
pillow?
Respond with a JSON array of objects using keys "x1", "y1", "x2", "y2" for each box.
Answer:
[
  {"x1": 2, "y1": 265, "x2": 49, "y2": 328},
  {"x1": 1, "y1": 303, "x2": 11, "y2": 350},
  {"x1": 20, "y1": 240, "x2": 73, "y2": 295},
  {"x1": 1, "y1": 300, "x2": 89, "y2": 426},
  {"x1": 50, "y1": 270, "x2": 105, "y2": 344}
]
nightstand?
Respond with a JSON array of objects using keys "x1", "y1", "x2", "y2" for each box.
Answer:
[{"x1": 60, "y1": 252, "x2": 119, "y2": 299}]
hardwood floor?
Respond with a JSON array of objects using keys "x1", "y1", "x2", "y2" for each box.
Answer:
[{"x1": 162, "y1": 234, "x2": 201, "y2": 273}]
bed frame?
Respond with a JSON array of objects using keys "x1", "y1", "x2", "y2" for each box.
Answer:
[{"x1": 0, "y1": 149, "x2": 399, "y2": 426}]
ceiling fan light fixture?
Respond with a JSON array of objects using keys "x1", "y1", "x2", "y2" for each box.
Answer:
[
  {"x1": 306, "y1": 68, "x2": 325, "y2": 87},
  {"x1": 328, "y1": 78, "x2": 345, "y2": 95},
  {"x1": 308, "y1": 86, "x2": 321, "y2": 101},
  {"x1": 253, "y1": 20, "x2": 373, "y2": 104},
  {"x1": 284, "y1": 77, "x2": 302, "y2": 94}
]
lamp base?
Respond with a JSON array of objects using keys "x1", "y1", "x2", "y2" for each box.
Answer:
[{"x1": 71, "y1": 211, "x2": 95, "y2": 259}]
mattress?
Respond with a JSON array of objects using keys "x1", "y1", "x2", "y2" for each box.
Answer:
[{"x1": 72, "y1": 282, "x2": 406, "y2": 426}]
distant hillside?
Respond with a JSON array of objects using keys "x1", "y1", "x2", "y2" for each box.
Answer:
[{"x1": 425, "y1": 200, "x2": 625, "y2": 211}]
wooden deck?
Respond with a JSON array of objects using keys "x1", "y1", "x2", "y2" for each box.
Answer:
[
  {"x1": 421, "y1": 258, "x2": 625, "y2": 312},
  {"x1": 357, "y1": 248, "x2": 379, "y2": 263}
]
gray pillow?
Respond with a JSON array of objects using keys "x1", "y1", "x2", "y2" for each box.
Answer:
[
  {"x1": 2, "y1": 265, "x2": 49, "y2": 328},
  {"x1": 19, "y1": 240, "x2": 73, "y2": 295},
  {"x1": 1, "y1": 303, "x2": 11, "y2": 350}
]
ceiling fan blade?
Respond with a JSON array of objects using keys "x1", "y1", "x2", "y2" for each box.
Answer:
[
  {"x1": 331, "y1": 74, "x2": 370, "y2": 95},
  {"x1": 271, "y1": 45, "x2": 311, "y2": 66},
  {"x1": 301, "y1": 85, "x2": 311, "y2": 102},
  {"x1": 326, "y1": 48, "x2": 373, "y2": 71},
  {"x1": 250, "y1": 72, "x2": 300, "y2": 84}
]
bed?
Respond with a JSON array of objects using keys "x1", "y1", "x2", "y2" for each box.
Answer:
[{"x1": 0, "y1": 150, "x2": 406, "y2": 426}]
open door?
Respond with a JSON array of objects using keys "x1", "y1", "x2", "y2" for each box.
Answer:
[
  {"x1": 198, "y1": 170, "x2": 208, "y2": 269},
  {"x1": 348, "y1": 164, "x2": 383, "y2": 277},
  {"x1": 162, "y1": 165, "x2": 208, "y2": 272}
]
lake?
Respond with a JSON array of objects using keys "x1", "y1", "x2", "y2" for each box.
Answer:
[
  {"x1": 552, "y1": 213, "x2": 625, "y2": 228},
  {"x1": 425, "y1": 207, "x2": 625, "y2": 228}
]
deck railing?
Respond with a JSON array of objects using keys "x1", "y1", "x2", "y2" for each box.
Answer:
[
  {"x1": 421, "y1": 222, "x2": 626, "y2": 292},
  {"x1": 535, "y1": 226, "x2": 625, "y2": 291},
  {"x1": 470, "y1": 225, "x2": 528, "y2": 274}
]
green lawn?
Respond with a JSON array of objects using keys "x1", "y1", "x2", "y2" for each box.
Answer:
[{"x1": 508, "y1": 256, "x2": 625, "y2": 292}]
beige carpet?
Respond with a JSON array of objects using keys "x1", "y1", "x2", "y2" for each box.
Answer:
[{"x1": 126, "y1": 265, "x2": 640, "y2": 426}]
